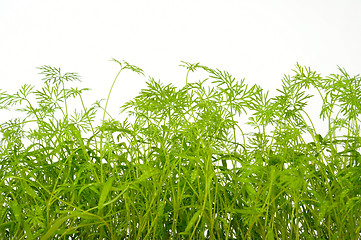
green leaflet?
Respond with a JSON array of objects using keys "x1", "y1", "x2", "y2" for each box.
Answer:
[{"x1": 98, "y1": 176, "x2": 115, "y2": 214}]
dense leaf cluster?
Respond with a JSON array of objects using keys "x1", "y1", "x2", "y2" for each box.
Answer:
[{"x1": 0, "y1": 60, "x2": 360, "y2": 239}]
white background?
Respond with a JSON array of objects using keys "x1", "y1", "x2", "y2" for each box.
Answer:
[{"x1": 1, "y1": 0, "x2": 360, "y2": 137}]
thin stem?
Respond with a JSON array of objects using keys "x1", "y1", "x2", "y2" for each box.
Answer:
[{"x1": 99, "y1": 68, "x2": 123, "y2": 183}]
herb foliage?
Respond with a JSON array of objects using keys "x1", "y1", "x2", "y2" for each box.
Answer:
[{"x1": 0, "y1": 60, "x2": 360, "y2": 239}]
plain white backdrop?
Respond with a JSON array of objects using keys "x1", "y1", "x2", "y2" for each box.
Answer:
[{"x1": 1, "y1": 0, "x2": 361, "y2": 137}]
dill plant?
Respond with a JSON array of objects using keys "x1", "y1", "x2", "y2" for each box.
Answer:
[{"x1": 0, "y1": 60, "x2": 360, "y2": 239}]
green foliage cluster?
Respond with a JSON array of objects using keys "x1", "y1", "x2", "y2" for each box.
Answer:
[{"x1": 0, "y1": 60, "x2": 360, "y2": 239}]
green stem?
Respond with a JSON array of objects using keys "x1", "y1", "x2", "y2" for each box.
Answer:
[{"x1": 99, "y1": 68, "x2": 123, "y2": 183}]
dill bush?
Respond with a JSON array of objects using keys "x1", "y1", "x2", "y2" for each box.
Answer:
[{"x1": 0, "y1": 59, "x2": 360, "y2": 239}]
